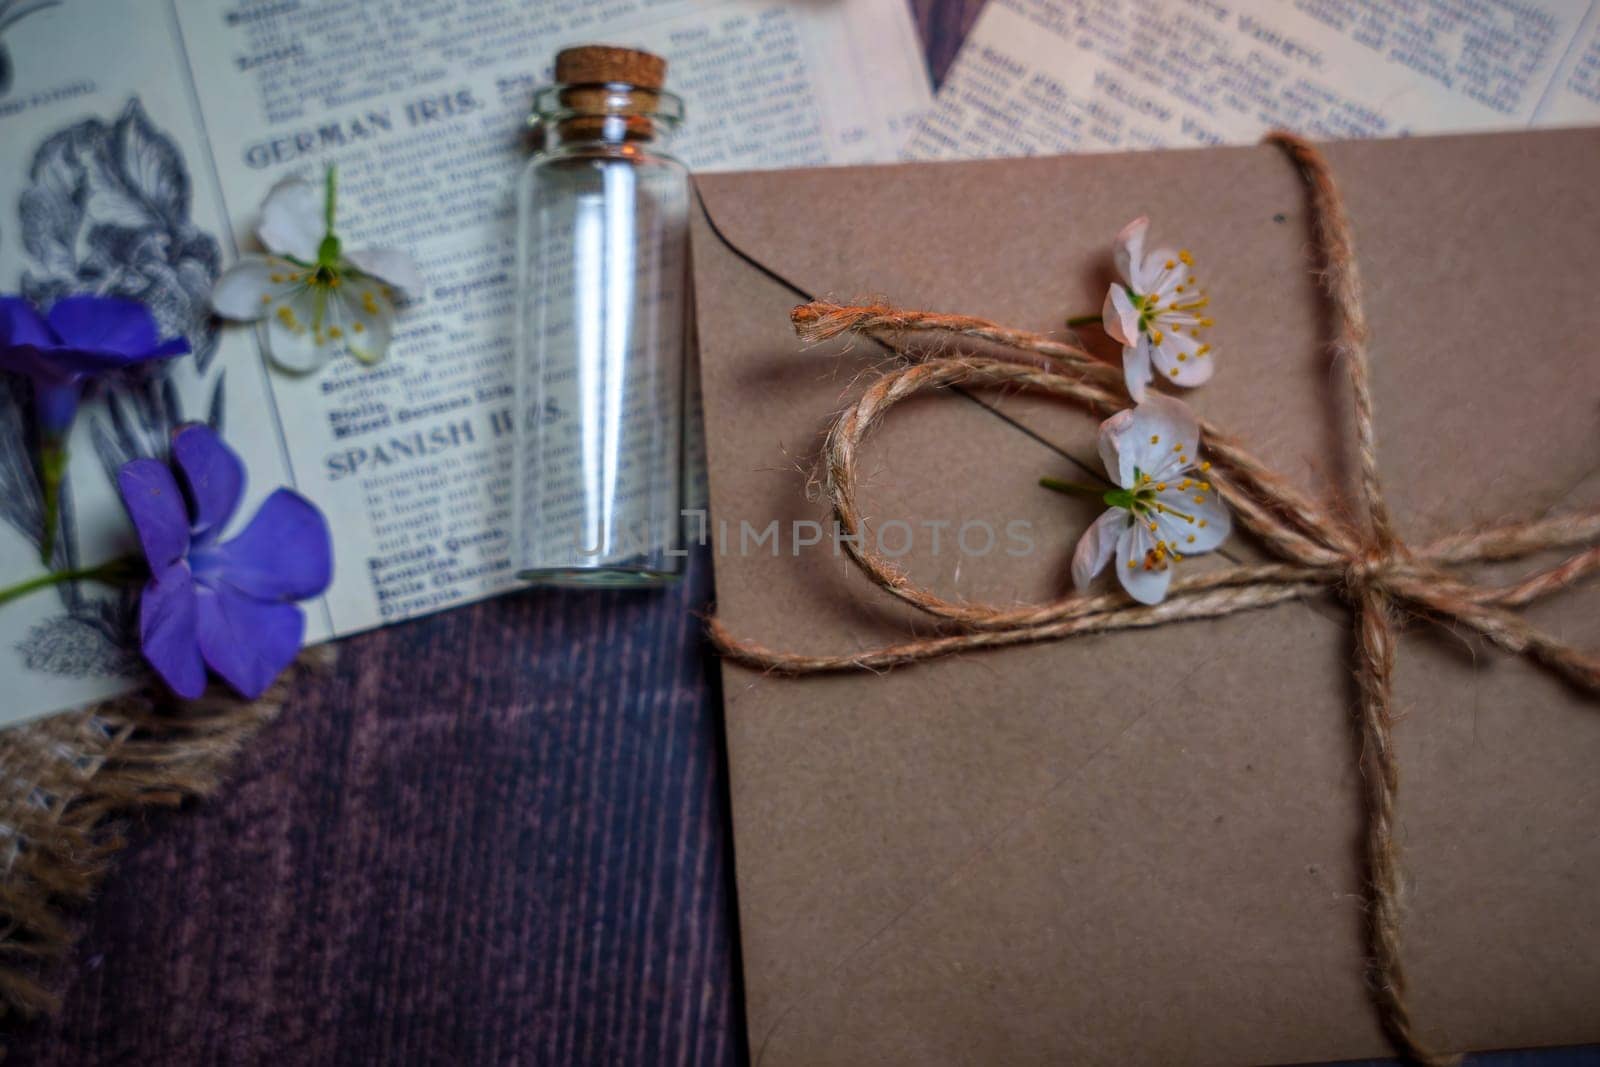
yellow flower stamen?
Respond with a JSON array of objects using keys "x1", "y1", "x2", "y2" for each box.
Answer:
[{"x1": 1154, "y1": 501, "x2": 1196, "y2": 522}]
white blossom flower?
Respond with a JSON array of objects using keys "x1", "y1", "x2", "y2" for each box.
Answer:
[
  {"x1": 211, "y1": 170, "x2": 422, "y2": 373},
  {"x1": 1069, "y1": 394, "x2": 1231, "y2": 605},
  {"x1": 1101, "y1": 217, "x2": 1215, "y2": 402}
]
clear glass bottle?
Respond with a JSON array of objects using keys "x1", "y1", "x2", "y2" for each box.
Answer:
[{"x1": 512, "y1": 46, "x2": 689, "y2": 587}]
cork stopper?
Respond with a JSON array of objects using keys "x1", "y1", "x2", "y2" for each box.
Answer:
[{"x1": 555, "y1": 45, "x2": 667, "y2": 89}]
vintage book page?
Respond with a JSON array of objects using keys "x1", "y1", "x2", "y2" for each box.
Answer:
[
  {"x1": 907, "y1": 0, "x2": 1600, "y2": 158},
  {"x1": 0, "y1": 0, "x2": 931, "y2": 727}
]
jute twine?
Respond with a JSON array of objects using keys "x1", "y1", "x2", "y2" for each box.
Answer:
[
  {"x1": 707, "y1": 132, "x2": 1600, "y2": 1064},
  {"x1": 0, "y1": 646, "x2": 331, "y2": 1036}
]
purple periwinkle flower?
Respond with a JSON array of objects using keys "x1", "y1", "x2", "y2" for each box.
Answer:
[
  {"x1": 0, "y1": 294, "x2": 189, "y2": 437},
  {"x1": 117, "y1": 424, "x2": 332, "y2": 700}
]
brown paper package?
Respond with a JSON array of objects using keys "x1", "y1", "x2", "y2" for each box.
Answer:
[{"x1": 689, "y1": 129, "x2": 1600, "y2": 1066}]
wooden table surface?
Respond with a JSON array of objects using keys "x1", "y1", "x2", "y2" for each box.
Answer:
[{"x1": 7, "y1": 4, "x2": 1596, "y2": 1065}]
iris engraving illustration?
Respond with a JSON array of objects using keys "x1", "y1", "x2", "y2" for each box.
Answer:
[{"x1": 2, "y1": 98, "x2": 223, "y2": 678}]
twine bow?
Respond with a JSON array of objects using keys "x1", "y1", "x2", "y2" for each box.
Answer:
[{"x1": 707, "y1": 132, "x2": 1600, "y2": 1064}]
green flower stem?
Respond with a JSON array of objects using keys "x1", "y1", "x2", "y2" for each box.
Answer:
[
  {"x1": 1065, "y1": 313, "x2": 1100, "y2": 328},
  {"x1": 38, "y1": 438, "x2": 66, "y2": 567},
  {"x1": 1039, "y1": 475, "x2": 1108, "y2": 497},
  {"x1": 317, "y1": 164, "x2": 341, "y2": 265},
  {"x1": 324, "y1": 163, "x2": 337, "y2": 234},
  {"x1": 0, "y1": 555, "x2": 143, "y2": 608}
]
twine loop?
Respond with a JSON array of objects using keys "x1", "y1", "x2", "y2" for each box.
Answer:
[
  {"x1": 707, "y1": 131, "x2": 1600, "y2": 1064},
  {"x1": 1343, "y1": 544, "x2": 1412, "y2": 594},
  {"x1": 1343, "y1": 554, "x2": 1386, "y2": 590}
]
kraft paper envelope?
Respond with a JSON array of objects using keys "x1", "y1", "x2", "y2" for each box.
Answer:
[{"x1": 690, "y1": 129, "x2": 1600, "y2": 1066}]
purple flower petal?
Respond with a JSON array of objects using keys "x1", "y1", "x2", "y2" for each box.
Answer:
[
  {"x1": 200, "y1": 488, "x2": 332, "y2": 601},
  {"x1": 4, "y1": 296, "x2": 190, "y2": 377},
  {"x1": 0, "y1": 347, "x2": 54, "y2": 380},
  {"x1": 171, "y1": 423, "x2": 243, "y2": 542},
  {"x1": 0, "y1": 297, "x2": 55, "y2": 351},
  {"x1": 140, "y1": 564, "x2": 206, "y2": 699},
  {"x1": 45, "y1": 295, "x2": 161, "y2": 356},
  {"x1": 39, "y1": 336, "x2": 191, "y2": 376},
  {"x1": 195, "y1": 585, "x2": 304, "y2": 698},
  {"x1": 116, "y1": 458, "x2": 191, "y2": 569},
  {"x1": 35, "y1": 381, "x2": 81, "y2": 439},
  {"x1": 0, "y1": 299, "x2": 69, "y2": 383}
]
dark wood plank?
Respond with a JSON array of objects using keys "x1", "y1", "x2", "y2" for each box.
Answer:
[{"x1": 11, "y1": 547, "x2": 740, "y2": 1065}]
